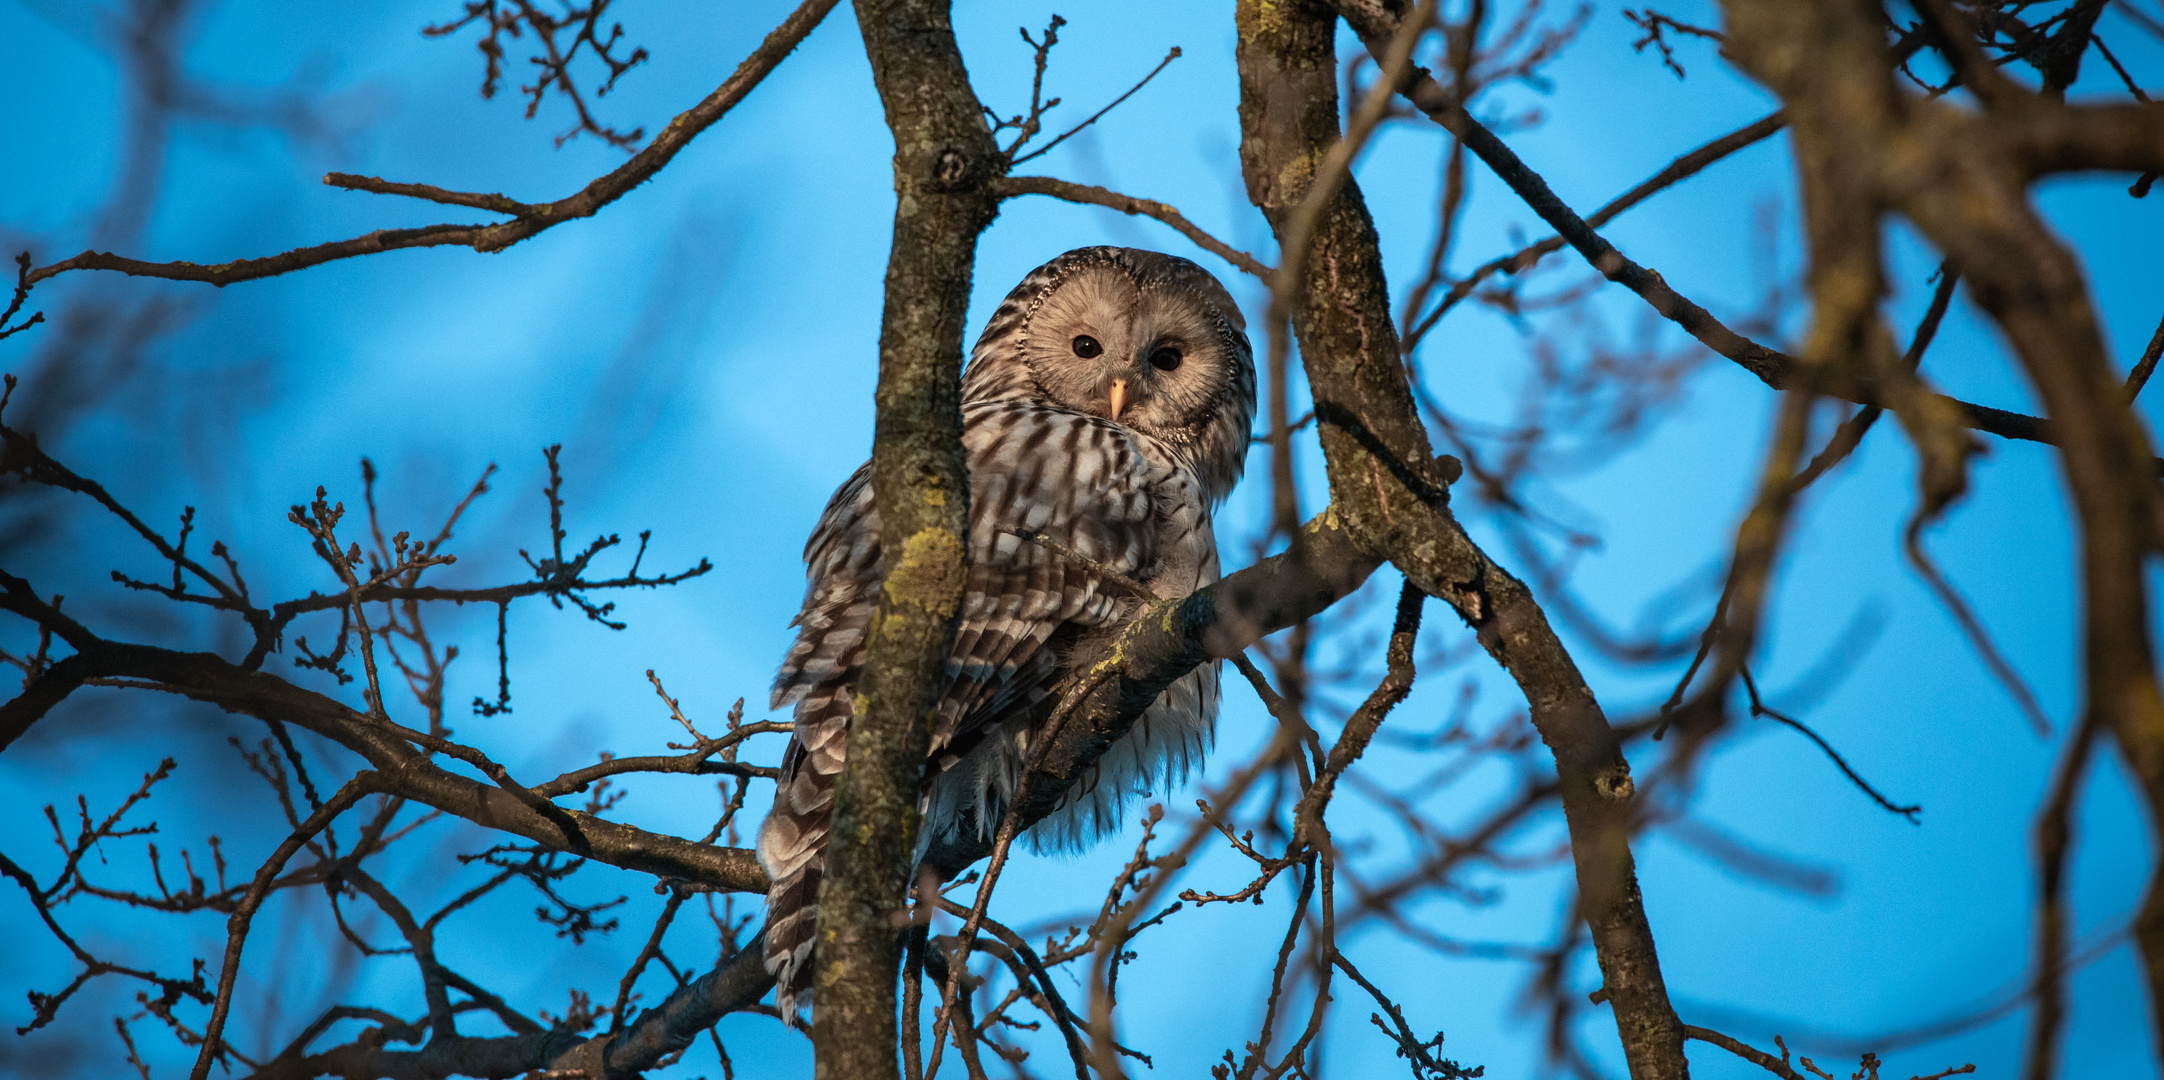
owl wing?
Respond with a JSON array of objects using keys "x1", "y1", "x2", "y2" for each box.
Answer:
[
  {"x1": 772, "y1": 399, "x2": 1168, "y2": 742},
  {"x1": 759, "y1": 400, "x2": 1173, "y2": 1016},
  {"x1": 934, "y1": 399, "x2": 1172, "y2": 749}
]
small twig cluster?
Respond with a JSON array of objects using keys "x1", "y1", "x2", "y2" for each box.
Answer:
[
  {"x1": 909, "y1": 806, "x2": 1174, "y2": 1080},
  {"x1": 1623, "y1": 7, "x2": 1725, "y2": 78},
  {"x1": 1685, "y1": 1027, "x2": 1977, "y2": 1080},
  {"x1": 424, "y1": 0, "x2": 651, "y2": 149},
  {"x1": 986, "y1": 13, "x2": 1185, "y2": 169},
  {"x1": 1, "y1": 758, "x2": 211, "y2": 1037},
  {"x1": 0, "y1": 255, "x2": 43, "y2": 342},
  {"x1": 0, "y1": 383, "x2": 772, "y2": 1074}
]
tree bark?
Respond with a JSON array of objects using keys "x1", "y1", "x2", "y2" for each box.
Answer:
[
  {"x1": 1232, "y1": 3, "x2": 1690, "y2": 1077},
  {"x1": 818, "y1": 2, "x2": 1001, "y2": 1076}
]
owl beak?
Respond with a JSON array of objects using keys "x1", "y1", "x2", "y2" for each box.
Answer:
[{"x1": 1107, "y1": 378, "x2": 1128, "y2": 421}]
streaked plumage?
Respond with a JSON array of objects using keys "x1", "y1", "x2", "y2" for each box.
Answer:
[{"x1": 755, "y1": 247, "x2": 1256, "y2": 1019}]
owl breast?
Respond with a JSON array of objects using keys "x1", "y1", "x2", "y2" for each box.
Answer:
[{"x1": 921, "y1": 410, "x2": 1223, "y2": 856}]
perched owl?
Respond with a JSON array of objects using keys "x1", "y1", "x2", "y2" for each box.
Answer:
[{"x1": 755, "y1": 246, "x2": 1256, "y2": 1018}]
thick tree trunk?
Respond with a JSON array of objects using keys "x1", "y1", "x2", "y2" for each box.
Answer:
[{"x1": 818, "y1": 2, "x2": 1001, "y2": 1077}]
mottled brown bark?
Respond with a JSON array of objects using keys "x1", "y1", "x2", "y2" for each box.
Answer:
[
  {"x1": 1232, "y1": 3, "x2": 1688, "y2": 1077},
  {"x1": 818, "y1": 1, "x2": 1001, "y2": 1076}
]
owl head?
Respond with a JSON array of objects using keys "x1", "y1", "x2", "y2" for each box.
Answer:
[{"x1": 963, "y1": 247, "x2": 1257, "y2": 503}]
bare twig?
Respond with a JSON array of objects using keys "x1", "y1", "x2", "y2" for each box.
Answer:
[
  {"x1": 424, "y1": 0, "x2": 653, "y2": 150},
  {"x1": 992, "y1": 176, "x2": 1272, "y2": 278},
  {"x1": 1903, "y1": 515, "x2": 2053, "y2": 738},
  {"x1": 1738, "y1": 667, "x2": 1921, "y2": 821},
  {"x1": 2124, "y1": 307, "x2": 2164, "y2": 400},
  {"x1": 28, "y1": 0, "x2": 841, "y2": 288},
  {"x1": 1, "y1": 253, "x2": 45, "y2": 341},
  {"x1": 1405, "y1": 111, "x2": 1787, "y2": 353},
  {"x1": 1624, "y1": 9, "x2": 1725, "y2": 79},
  {"x1": 1337, "y1": 950, "x2": 1482, "y2": 1080},
  {"x1": 611, "y1": 890, "x2": 689, "y2": 1031},
  {"x1": 191, "y1": 778, "x2": 374, "y2": 1080},
  {"x1": 1010, "y1": 46, "x2": 1183, "y2": 167},
  {"x1": 1006, "y1": 526, "x2": 1161, "y2": 600},
  {"x1": 1682, "y1": 1026, "x2": 1806, "y2": 1080}
]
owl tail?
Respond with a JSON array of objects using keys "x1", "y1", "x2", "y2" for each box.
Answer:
[
  {"x1": 761, "y1": 851, "x2": 823, "y2": 1024},
  {"x1": 757, "y1": 686, "x2": 852, "y2": 1026}
]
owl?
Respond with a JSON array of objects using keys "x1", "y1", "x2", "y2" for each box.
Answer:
[{"x1": 755, "y1": 246, "x2": 1256, "y2": 1019}]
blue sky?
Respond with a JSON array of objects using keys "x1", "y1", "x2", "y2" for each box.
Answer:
[{"x1": 2, "y1": 1, "x2": 2159, "y2": 1077}]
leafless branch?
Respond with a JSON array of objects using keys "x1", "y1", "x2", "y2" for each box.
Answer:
[
  {"x1": 992, "y1": 176, "x2": 1273, "y2": 278},
  {"x1": 26, "y1": 0, "x2": 841, "y2": 289}
]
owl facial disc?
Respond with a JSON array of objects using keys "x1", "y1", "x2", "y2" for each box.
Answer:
[{"x1": 960, "y1": 246, "x2": 1257, "y2": 504}]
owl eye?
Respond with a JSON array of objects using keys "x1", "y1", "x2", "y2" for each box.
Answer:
[
  {"x1": 1071, "y1": 335, "x2": 1103, "y2": 359},
  {"x1": 1149, "y1": 347, "x2": 1183, "y2": 372}
]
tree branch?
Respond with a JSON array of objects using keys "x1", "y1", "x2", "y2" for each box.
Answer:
[
  {"x1": 817, "y1": 0, "x2": 1002, "y2": 1075},
  {"x1": 0, "y1": 591, "x2": 770, "y2": 895},
  {"x1": 991, "y1": 176, "x2": 1273, "y2": 278},
  {"x1": 921, "y1": 504, "x2": 1387, "y2": 877},
  {"x1": 1246, "y1": 4, "x2": 1687, "y2": 1077},
  {"x1": 193, "y1": 779, "x2": 375, "y2": 1080},
  {"x1": 26, "y1": 0, "x2": 841, "y2": 288},
  {"x1": 1333, "y1": 0, "x2": 2104, "y2": 458},
  {"x1": 2003, "y1": 100, "x2": 2164, "y2": 178}
]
